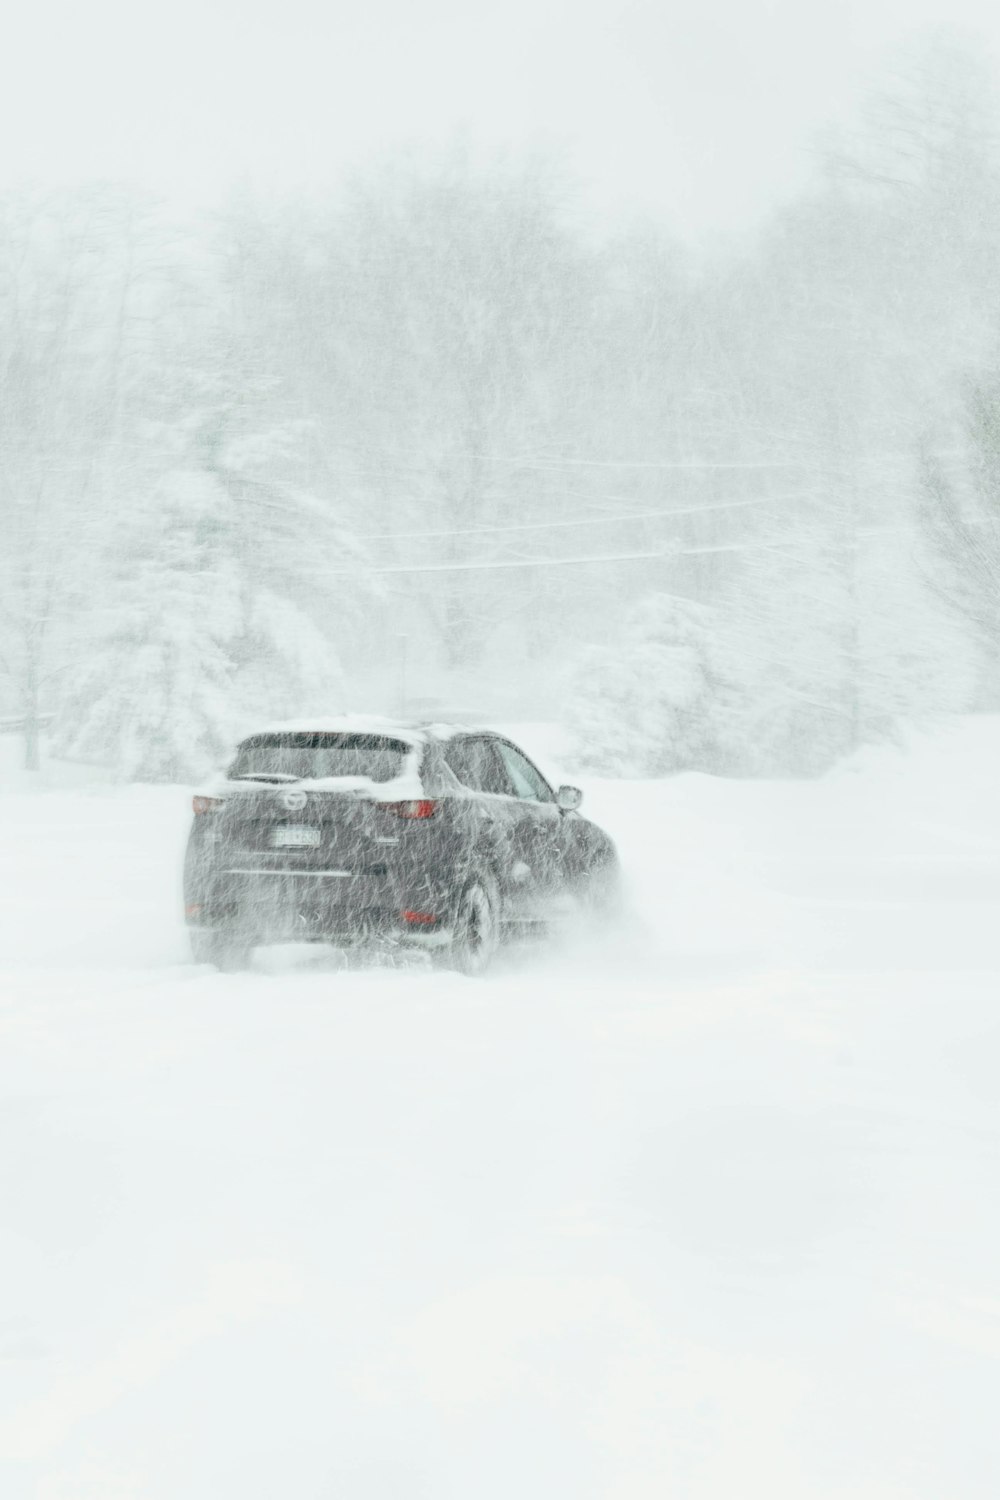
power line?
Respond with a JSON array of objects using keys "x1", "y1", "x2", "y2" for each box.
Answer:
[
  {"x1": 356, "y1": 495, "x2": 794, "y2": 543},
  {"x1": 473, "y1": 457, "x2": 813, "y2": 471},
  {"x1": 317, "y1": 440, "x2": 819, "y2": 472},
  {"x1": 314, "y1": 550, "x2": 671, "y2": 577},
  {"x1": 307, "y1": 530, "x2": 847, "y2": 578}
]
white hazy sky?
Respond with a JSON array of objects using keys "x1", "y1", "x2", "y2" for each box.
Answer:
[{"x1": 2, "y1": 0, "x2": 999, "y2": 239}]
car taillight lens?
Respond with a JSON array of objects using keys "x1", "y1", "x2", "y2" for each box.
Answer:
[
  {"x1": 192, "y1": 796, "x2": 224, "y2": 815},
  {"x1": 379, "y1": 799, "x2": 437, "y2": 819}
]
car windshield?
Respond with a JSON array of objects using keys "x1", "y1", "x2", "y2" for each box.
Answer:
[{"x1": 228, "y1": 733, "x2": 410, "y2": 783}]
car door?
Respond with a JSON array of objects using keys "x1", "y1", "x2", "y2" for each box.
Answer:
[
  {"x1": 442, "y1": 735, "x2": 545, "y2": 917},
  {"x1": 441, "y1": 735, "x2": 520, "y2": 907},
  {"x1": 492, "y1": 738, "x2": 564, "y2": 912}
]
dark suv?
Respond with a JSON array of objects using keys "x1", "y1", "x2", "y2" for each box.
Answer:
[{"x1": 183, "y1": 719, "x2": 618, "y2": 972}]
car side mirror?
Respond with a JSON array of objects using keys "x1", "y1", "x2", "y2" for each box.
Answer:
[{"x1": 557, "y1": 784, "x2": 583, "y2": 811}]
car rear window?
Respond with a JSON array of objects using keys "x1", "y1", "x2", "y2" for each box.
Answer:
[{"x1": 229, "y1": 733, "x2": 410, "y2": 783}]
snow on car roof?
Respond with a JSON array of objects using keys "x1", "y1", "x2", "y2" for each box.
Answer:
[
  {"x1": 244, "y1": 716, "x2": 480, "y2": 744},
  {"x1": 247, "y1": 716, "x2": 430, "y2": 745}
]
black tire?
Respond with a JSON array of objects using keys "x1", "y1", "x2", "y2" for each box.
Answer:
[
  {"x1": 190, "y1": 929, "x2": 253, "y2": 971},
  {"x1": 444, "y1": 876, "x2": 500, "y2": 976}
]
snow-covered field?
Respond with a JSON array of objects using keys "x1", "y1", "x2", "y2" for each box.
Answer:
[{"x1": 2, "y1": 721, "x2": 1000, "y2": 1499}]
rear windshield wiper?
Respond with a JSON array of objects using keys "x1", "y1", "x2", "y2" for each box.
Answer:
[{"x1": 229, "y1": 772, "x2": 302, "y2": 784}]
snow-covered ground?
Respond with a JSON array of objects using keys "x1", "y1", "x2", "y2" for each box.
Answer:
[{"x1": 2, "y1": 720, "x2": 1000, "y2": 1499}]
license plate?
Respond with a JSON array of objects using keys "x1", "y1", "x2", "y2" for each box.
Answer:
[{"x1": 271, "y1": 825, "x2": 321, "y2": 848}]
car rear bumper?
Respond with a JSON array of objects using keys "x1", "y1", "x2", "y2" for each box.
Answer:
[{"x1": 186, "y1": 866, "x2": 455, "y2": 948}]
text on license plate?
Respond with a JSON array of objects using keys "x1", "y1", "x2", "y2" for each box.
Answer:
[{"x1": 271, "y1": 825, "x2": 321, "y2": 848}]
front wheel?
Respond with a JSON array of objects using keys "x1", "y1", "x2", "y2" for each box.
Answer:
[
  {"x1": 576, "y1": 854, "x2": 624, "y2": 919},
  {"x1": 444, "y1": 878, "x2": 499, "y2": 976}
]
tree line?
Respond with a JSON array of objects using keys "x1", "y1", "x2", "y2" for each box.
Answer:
[{"x1": 3, "y1": 39, "x2": 1000, "y2": 779}]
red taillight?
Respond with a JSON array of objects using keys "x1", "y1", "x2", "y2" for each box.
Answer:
[
  {"x1": 402, "y1": 910, "x2": 440, "y2": 925},
  {"x1": 192, "y1": 795, "x2": 224, "y2": 815},
  {"x1": 380, "y1": 799, "x2": 437, "y2": 819}
]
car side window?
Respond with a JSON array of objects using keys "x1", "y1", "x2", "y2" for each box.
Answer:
[
  {"x1": 443, "y1": 739, "x2": 478, "y2": 789},
  {"x1": 444, "y1": 737, "x2": 512, "y2": 796},
  {"x1": 496, "y1": 741, "x2": 554, "y2": 802}
]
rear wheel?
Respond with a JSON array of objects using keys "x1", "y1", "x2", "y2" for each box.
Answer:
[
  {"x1": 190, "y1": 929, "x2": 252, "y2": 971},
  {"x1": 445, "y1": 877, "x2": 499, "y2": 976}
]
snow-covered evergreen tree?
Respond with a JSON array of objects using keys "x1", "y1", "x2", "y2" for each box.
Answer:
[
  {"x1": 57, "y1": 337, "x2": 368, "y2": 780},
  {"x1": 565, "y1": 595, "x2": 741, "y2": 777},
  {"x1": 59, "y1": 470, "x2": 244, "y2": 780}
]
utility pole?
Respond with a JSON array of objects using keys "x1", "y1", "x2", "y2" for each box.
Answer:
[{"x1": 396, "y1": 632, "x2": 409, "y2": 718}]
